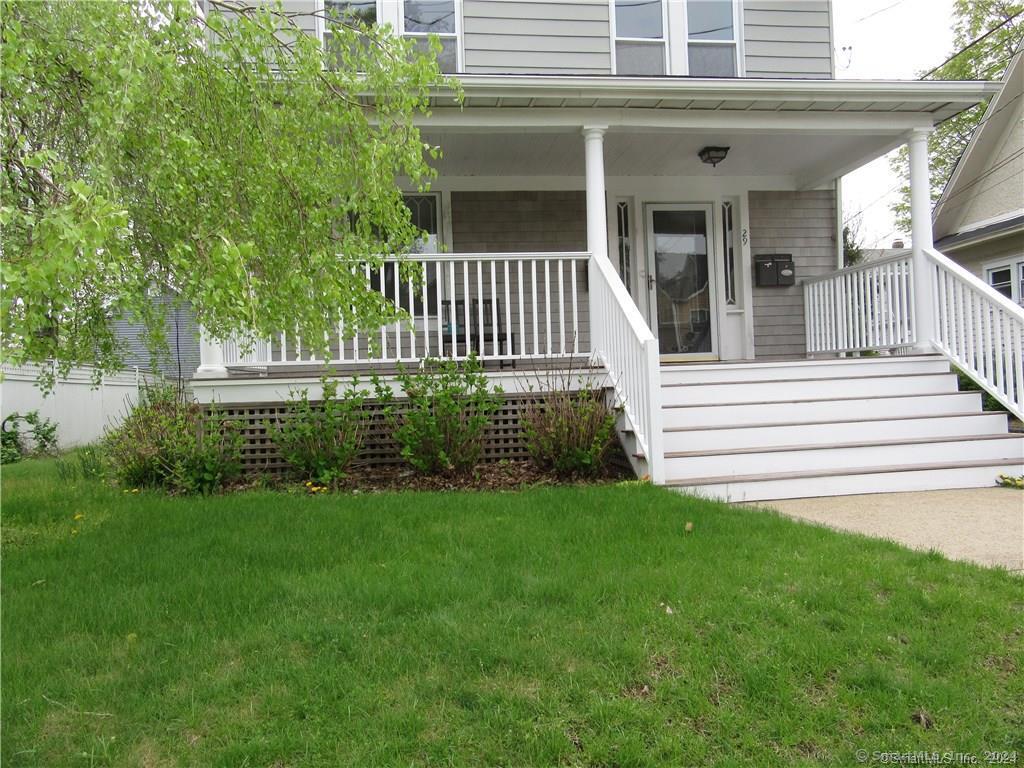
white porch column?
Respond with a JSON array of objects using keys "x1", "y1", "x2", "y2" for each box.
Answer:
[
  {"x1": 583, "y1": 125, "x2": 609, "y2": 261},
  {"x1": 908, "y1": 127, "x2": 937, "y2": 350},
  {"x1": 196, "y1": 327, "x2": 227, "y2": 378}
]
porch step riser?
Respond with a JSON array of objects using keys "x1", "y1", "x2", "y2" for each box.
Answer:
[
  {"x1": 662, "y1": 413, "x2": 1009, "y2": 453},
  {"x1": 661, "y1": 358, "x2": 950, "y2": 385},
  {"x1": 661, "y1": 374, "x2": 958, "y2": 406},
  {"x1": 663, "y1": 436, "x2": 1024, "y2": 481},
  {"x1": 673, "y1": 462, "x2": 1024, "y2": 503},
  {"x1": 660, "y1": 392, "x2": 983, "y2": 429}
]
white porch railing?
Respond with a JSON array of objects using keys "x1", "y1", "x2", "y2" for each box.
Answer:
[
  {"x1": 926, "y1": 247, "x2": 1024, "y2": 418},
  {"x1": 588, "y1": 251, "x2": 664, "y2": 483},
  {"x1": 804, "y1": 248, "x2": 1024, "y2": 419},
  {"x1": 219, "y1": 252, "x2": 591, "y2": 368},
  {"x1": 803, "y1": 253, "x2": 917, "y2": 355}
]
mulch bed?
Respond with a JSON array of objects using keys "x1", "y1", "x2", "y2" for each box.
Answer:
[{"x1": 244, "y1": 459, "x2": 635, "y2": 495}]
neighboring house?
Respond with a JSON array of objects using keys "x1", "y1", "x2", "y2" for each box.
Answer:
[
  {"x1": 174, "y1": 0, "x2": 1021, "y2": 500},
  {"x1": 112, "y1": 293, "x2": 201, "y2": 381},
  {"x1": 933, "y1": 52, "x2": 1024, "y2": 306}
]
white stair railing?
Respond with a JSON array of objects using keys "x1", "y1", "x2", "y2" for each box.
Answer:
[
  {"x1": 925, "y1": 247, "x2": 1024, "y2": 419},
  {"x1": 803, "y1": 253, "x2": 916, "y2": 355},
  {"x1": 804, "y1": 249, "x2": 1024, "y2": 420},
  {"x1": 588, "y1": 252, "x2": 664, "y2": 483}
]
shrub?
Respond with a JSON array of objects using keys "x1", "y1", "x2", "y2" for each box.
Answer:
[
  {"x1": 389, "y1": 356, "x2": 501, "y2": 475},
  {"x1": 103, "y1": 385, "x2": 242, "y2": 494},
  {"x1": 955, "y1": 368, "x2": 1006, "y2": 412},
  {"x1": 268, "y1": 378, "x2": 368, "y2": 485},
  {"x1": 523, "y1": 388, "x2": 617, "y2": 478},
  {"x1": 1, "y1": 417, "x2": 23, "y2": 464},
  {"x1": 54, "y1": 447, "x2": 103, "y2": 484},
  {"x1": 1, "y1": 410, "x2": 58, "y2": 462},
  {"x1": 23, "y1": 411, "x2": 58, "y2": 455},
  {"x1": 77, "y1": 445, "x2": 104, "y2": 479}
]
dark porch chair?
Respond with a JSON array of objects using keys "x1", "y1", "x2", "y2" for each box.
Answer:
[{"x1": 441, "y1": 299, "x2": 470, "y2": 356}]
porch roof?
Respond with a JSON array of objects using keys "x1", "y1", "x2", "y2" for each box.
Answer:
[
  {"x1": 427, "y1": 74, "x2": 1000, "y2": 125},
  {"x1": 411, "y1": 76, "x2": 1001, "y2": 189}
]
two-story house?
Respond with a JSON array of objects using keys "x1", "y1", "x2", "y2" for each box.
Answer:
[{"x1": 180, "y1": 0, "x2": 1022, "y2": 500}]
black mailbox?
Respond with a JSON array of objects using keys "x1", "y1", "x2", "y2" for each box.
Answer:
[
  {"x1": 754, "y1": 254, "x2": 795, "y2": 287},
  {"x1": 774, "y1": 254, "x2": 796, "y2": 286},
  {"x1": 755, "y1": 254, "x2": 778, "y2": 287}
]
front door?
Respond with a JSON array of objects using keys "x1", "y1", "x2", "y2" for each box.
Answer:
[{"x1": 645, "y1": 204, "x2": 718, "y2": 361}]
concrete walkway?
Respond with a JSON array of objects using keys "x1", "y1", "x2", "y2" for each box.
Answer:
[{"x1": 759, "y1": 488, "x2": 1024, "y2": 572}]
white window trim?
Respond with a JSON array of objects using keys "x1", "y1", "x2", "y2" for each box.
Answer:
[
  {"x1": 612, "y1": 0, "x2": 745, "y2": 77},
  {"x1": 320, "y1": 2, "x2": 462, "y2": 72},
  {"x1": 318, "y1": 0, "x2": 383, "y2": 41},
  {"x1": 610, "y1": 0, "x2": 670, "y2": 76},
  {"x1": 398, "y1": 0, "x2": 463, "y2": 72},
  {"x1": 983, "y1": 257, "x2": 1024, "y2": 305}
]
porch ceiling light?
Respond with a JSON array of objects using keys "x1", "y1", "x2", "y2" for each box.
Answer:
[{"x1": 698, "y1": 146, "x2": 730, "y2": 168}]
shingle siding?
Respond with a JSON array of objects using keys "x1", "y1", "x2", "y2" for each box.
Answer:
[
  {"x1": 749, "y1": 189, "x2": 838, "y2": 358},
  {"x1": 451, "y1": 191, "x2": 591, "y2": 353}
]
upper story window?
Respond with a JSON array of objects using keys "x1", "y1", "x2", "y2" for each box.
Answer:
[
  {"x1": 323, "y1": 1, "x2": 377, "y2": 62},
  {"x1": 687, "y1": 0, "x2": 738, "y2": 77},
  {"x1": 402, "y1": 0, "x2": 458, "y2": 73},
  {"x1": 611, "y1": 0, "x2": 741, "y2": 77},
  {"x1": 614, "y1": 0, "x2": 667, "y2": 76},
  {"x1": 322, "y1": 1, "x2": 459, "y2": 73}
]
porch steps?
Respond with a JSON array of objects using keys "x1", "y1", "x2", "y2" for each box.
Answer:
[{"x1": 660, "y1": 355, "x2": 1024, "y2": 502}]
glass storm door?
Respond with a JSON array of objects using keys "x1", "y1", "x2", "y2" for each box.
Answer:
[{"x1": 645, "y1": 204, "x2": 718, "y2": 360}]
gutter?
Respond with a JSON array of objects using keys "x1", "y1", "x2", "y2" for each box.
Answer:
[{"x1": 433, "y1": 74, "x2": 1002, "y2": 105}]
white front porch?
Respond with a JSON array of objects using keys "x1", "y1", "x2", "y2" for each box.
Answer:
[{"x1": 193, "y1": 75, "x2": 1023, "y2": 492}]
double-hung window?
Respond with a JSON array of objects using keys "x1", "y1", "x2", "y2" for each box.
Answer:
[
  {"x1": 612, "y1": 0, "x2": 741, "y2": 77},
  {"x1": 323, "y1": 1, "x2": 377, "y2": 44},
  {"x1": 686, "y1": 0, "x2": 739, "y2": 77},
  {"x1": 986, "y1": 260, "x2": 1024, "y2": 306},
  {"x1": 614, "y1": 0, "x2": 667, "y2": 76},
  {"x1": 402, "y1": 0, "x2": 459, "y2": 73}
]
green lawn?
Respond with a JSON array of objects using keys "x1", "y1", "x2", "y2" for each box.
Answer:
[{"x1": 2, "y1": 458, "x2": 1021, "y2": 767}]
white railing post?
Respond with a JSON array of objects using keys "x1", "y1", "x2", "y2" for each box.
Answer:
[
  {"x1": 644, "y1": 337, "x2": 665, "y2": 484},
  {"x1": 196, "y1": 327, "x2": 228, "y2": 378},
  {"x1": 908, "y1": 127, "x2": 937, "y2": 351}
]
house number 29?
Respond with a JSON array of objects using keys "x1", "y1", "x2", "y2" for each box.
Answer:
[{"x1": 741, "y1": 228, "x2": 749, "y2": 245}]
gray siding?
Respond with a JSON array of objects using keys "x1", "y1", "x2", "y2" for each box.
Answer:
[
  {"x1": 451, "y1": 191, "x2": 591, "y2": 353},
  {"x1": 112, "y1": 294, "x2": 202, "y2": 380},
  {"x1": 743, "y1": 1, "x2": 834, "y2": 79},
  {"x1": 749, "y1": 189, "x2": 838, "y2": 358},
  {"x1": 462, "y1": 1, "x2": 611, "y2": 74},
  {"x1": 947, "y1": 236, "x2": 1024, "y2": 283}
]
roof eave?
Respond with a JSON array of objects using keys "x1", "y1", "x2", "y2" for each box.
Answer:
[{"x1": 441, "y1": 73, "x2": 1002, "y2": 105}]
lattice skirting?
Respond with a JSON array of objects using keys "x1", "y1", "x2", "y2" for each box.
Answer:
[{"x1": 209, "y1": 392, "x2": 627, "y2": 476}]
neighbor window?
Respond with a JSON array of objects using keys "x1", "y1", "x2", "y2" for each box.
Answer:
[
  {"x1": 986, "y1": 260, "x2": 1024, "y2": 305},
  {"x1": 402, "y1": 0, "x2": 458, "y2": 73},
  {"x1": 614, "y1": 0, "x2": 666, "y2": 75},
  {"x1": 687, "y1": 0, "x2": 738, "y2": 76}
]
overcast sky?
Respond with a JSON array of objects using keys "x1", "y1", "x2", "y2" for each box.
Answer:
[{"x1": 832, "y1": 0, "x2": 957, "y2": 248}]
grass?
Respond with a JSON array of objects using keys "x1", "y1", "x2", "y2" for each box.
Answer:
[{"x1": 2, "y1": 458, "x2": 1022, "y2": 767}]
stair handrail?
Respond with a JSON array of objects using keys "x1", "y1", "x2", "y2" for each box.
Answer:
[
  {"x1": 924, "y1": 247, "x2": 1024, "y2": 419},
  {"x1": 588, "y1": 253, "x2": 664, "y2": 483}
]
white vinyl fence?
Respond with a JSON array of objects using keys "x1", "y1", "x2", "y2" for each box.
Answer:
[{"x1": 1, "y1": 363, "x2": 162, "y2": 449}]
